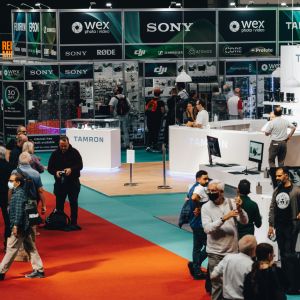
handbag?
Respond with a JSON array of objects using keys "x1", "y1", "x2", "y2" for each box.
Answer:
[
  {"x1": 178, "y1": 200, "x2": 192, "y2": 228},
  {"x1": 25, "y1": 200, "x2": 42, "y2": 226}
]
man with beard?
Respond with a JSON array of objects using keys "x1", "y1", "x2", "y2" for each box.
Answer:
[
  {"x1": 268, "y1": 167, "x2": 300, "y2": 295},
  {"x1": 201, "y1": 179, "x2": 248, "y2": 300},
  {"x1": 187, "y1": 170, "x2": 209, "y2": 280}
]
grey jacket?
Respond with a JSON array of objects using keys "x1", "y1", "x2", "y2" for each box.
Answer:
[{"x1": 269, "y1": 184, "x2": 300, "y2": 230}]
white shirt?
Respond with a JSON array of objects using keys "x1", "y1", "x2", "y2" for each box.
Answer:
[
  {"x1": 227, "y1": 95, "x2": 239, "y2": 116},
  {"x1": 211, "y1": 252, "x2": 253, "y2": 300},
  {"x1": 109, "y1": 94, "x2": 131, "y2": 117},
  {"x1": 187, "y1": 184, "x2": 209, "y2": 203},
  {"x1": 201, "y1": 198, "x2": 248, "y2": 255},
  {"x1": 195, "y1": 109, "x2": 209, "y2": 128},
  {"x1": 265, "y1": 117, "x2": 295, "y2": 141}
]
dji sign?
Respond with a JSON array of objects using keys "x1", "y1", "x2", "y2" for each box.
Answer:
[
  {"x1": 229, "y1": 20, "x2": 265, "y2": 33},
  {"x1": 154, "y1": 66, "x2": 167, "y2": 75}
]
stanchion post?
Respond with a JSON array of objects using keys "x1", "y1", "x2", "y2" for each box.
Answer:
[
  {"x1": 158, "y1": 143, "x2": 172, "y2": 189},
  {"x1": 124, "y1": 142, "x2": 138, "y2": 186}
]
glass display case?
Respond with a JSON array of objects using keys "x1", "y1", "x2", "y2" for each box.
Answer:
[{"x1": 66, "y1": 118, "x2": 120, "y2": 130}]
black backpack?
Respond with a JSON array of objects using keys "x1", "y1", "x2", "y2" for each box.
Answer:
[
  {"x1": 44, "y1": 209, "x2": 71, "y2": 230},
  {"x1": 116, "y1": 96, "x2": 130, "y2": 116}
]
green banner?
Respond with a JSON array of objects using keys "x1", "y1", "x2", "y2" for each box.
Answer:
[
  {"x1": 3, "y1": 65, "x2": 24, "y2": 81},
  {"x1": 42, "y1": 11, "x2": 57, "y2": 59},
  {"x1": 226, "y1": 61, "x2": 257, "y2": 75},
  {"x1": 279, "y1": 10, "x2": 300, "y2": 41}
]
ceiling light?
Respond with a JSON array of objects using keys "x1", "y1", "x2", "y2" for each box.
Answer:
[
  {"x1": 281, "y1": 2, "x2": 288, "y2": 6},
  {"x1": 89, "y1": 1, "x2": 96, "y2": 9},
  {"x1": 35, "y1": 2, "x2": 50, "y2": 9},
  {"x1": 106, "y1": 2, "x2": 112, "y2": 8},
  {"x1": 229, "y1": 1, "x2": 236, "y2": 6},
  {"x1": 6, "y1": 3, "x2": 20, "y2": 9},
  {"x1": 20, "y1": 3, "x2": 34, "y2": 9}
]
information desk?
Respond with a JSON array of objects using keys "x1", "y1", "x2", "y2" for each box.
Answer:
[
  {"x1": 66, "y1": 128, "x2": 121, "y2": 170},
  {"x1": 169, "y1": 120, "x2": 300, "y2": 175}
]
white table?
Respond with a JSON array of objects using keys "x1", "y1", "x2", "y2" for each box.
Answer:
[{"x1": 66, "y1": 128, "x2": 121, "y2": 170}]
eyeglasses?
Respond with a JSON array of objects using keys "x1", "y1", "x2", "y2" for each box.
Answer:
[{"x1": 17, "y1": 131, "x2": 27, "y2": 135}]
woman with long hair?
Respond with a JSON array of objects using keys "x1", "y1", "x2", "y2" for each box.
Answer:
[
  {"x1": 183, "y1": 101, "x2": 197, "y2": 126},
  {"x1": 243, "y1": 243, "x2": 287, "y2": 300}
]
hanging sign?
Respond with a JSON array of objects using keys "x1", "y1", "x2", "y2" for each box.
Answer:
[
  {"x1": 25, "y1": 65, "x2": 59, "y2": 80},
  {"x1": 60, "y1": 64, "x2": 93, "y2": 79}
]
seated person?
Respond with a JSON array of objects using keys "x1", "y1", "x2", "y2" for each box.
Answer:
[{"x1": 183, "y1": 102, "x2": 197, "y2": 125}]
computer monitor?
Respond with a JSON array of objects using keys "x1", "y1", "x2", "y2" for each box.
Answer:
[
  {"x1": 249, "y1": 140, "x2": 264, "y2": 171},
  {"x1": 207, "y1": 135, "x2": 221, "y2": 166}
]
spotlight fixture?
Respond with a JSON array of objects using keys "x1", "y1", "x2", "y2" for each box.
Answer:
[
  {"x1": 281, "y1": 2, "x2": 288, "y2": 6},
  {"x1": 35, "y1": 2, "x2": 50, "y2": 9},
  {"x1": 246, "y1": 0, "x2": 254, "y2": 8},
  {"x1": 20, "y1": 3, "x2": 34, "y2": 9},
  {"x1": 105, "y1": 2, "x2": 112, "y2": 8},
  {"x1": 6, "y1": 3, "x2": 20, "y2": 9},
  {"x1": 229, "y1": 1, "x2": 236, "y2": 7},
  {"x1": 169, "y1": 1, "x2": 181, "y2": 8},
  {"x1": 89, "y1": 1, "x2": 96, "y2": 9}
]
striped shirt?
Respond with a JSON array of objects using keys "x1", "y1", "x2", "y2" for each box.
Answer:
[{"x1": 265, "y1": 117, "x2": 295, "y2": 141}]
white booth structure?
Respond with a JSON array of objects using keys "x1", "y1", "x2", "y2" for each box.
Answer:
[{"x1": 66, "y1": 128, "x2": 121, "y2": 170}]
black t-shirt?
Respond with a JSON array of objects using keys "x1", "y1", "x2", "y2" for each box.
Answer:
[
  {"x1": 5, "y1": 138, "x2": 16, "y2": 151},
  {"x1": 275, "y1": 185, "x2": 293, "y2": 225},
  {"x1": 145, "y1": 98, "x2": 165, "y2": 121}
]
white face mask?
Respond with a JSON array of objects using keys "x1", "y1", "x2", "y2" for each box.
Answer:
[{"x1": 8, "y1": 181, "x2": 15, "y2": 190}]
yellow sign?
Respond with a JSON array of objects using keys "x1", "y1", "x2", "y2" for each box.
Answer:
[{"x1": 2, "y1": 41, "x2": 13, "y2": 59}]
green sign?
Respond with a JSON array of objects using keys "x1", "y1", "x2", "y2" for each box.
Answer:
[
  {"x1": 42, "y1": 11, "x2": 57, "y2": 59},
  {"x1": 25, "y1": 65, "x2": 59, "y2": 80},
  {"x1": 279, "y1": 10, "x2": 300, "y2": 41},
  {"x1": 257, "y1": 61, "x2": 280, "y2": 74},
  {"x1": 3, "y1": 65, "x2": 24, "y2": 81},
  {"x1": 226, "y1": 61, "x2": 257, "y2": 75}
]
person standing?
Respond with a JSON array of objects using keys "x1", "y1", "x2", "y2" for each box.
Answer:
[
  {"x1": 227, "y1": 88, "x2": 243, "y2": 120},
  {"x1": 9, "y1": 134, "x2": 28, "y2": 169},
  {"x1": 268, "y1": 167, "x2": 300, "y2": 294},
  {"x1": 48, "y1": 136, "x2": 83, "y2": 230},
  {"x1": 187, "y1": 170, "x2": 209, "y2": 280},
  {"x1": 265, "y1": 106, "x2": 296, "y2": 167},
  {"x1": 211, "y1": 235, "x2": 257, "y2": 300},
  {"x1": 145, "y1": 87, "x2": 165, "y2": 152},
  {"x1": 5, "y1": 125, "x2": 27, "y2": 162},
  {"x1": 0, "y1": 173, "x2": 45, "y2": 280},
  {"x1": 192, "y1": 99, "x2": 209, "y2": 128},
  {"x1": 0, "y1": 146, "x2": 13, "y2": 249},
  {"x1": 176, "y1": 82, "x2": 189, "y2": 124},
  {"x1": 201, "y1": 179, "x2": 248, "y2": 300},
  {"x1": 237, "y1": 179, "x2": 262, "y2": 239},
  {"x1": 109, "y1": 86, "x2": 132, "y2": 149}
]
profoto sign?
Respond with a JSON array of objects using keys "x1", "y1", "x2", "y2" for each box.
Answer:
[
  {"x1": 229, "y1": 20, "x2": 265, "y2": 33},
  {"x1": 71, "y1": 21, "x2": 110, "y2": 34},
  {"x1": 147, "y1": 22, "x2": 193, "y2": 32}
]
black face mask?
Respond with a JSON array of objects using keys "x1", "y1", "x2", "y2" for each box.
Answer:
[
  {"x1": 208, "y1": 192, "x2": 219, "y2": 202},
  {"x1": 276, "y1": 180, "x2": 283, "y2": 188}
]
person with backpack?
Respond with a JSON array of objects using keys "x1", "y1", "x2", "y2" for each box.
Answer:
[
  {"x1": 145, "y1": 87, "x2": 165, "y2": 152},
  {"x1": 0, "y1": 172, "x2": 45, "y2": 280},
  {"x1": 109, "y1": 86, "x2": 132, "y2": 149}
]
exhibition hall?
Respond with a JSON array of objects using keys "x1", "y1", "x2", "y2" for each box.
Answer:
[{"x1": 0, "y1": 0, "x2": 300, "y2": 299}]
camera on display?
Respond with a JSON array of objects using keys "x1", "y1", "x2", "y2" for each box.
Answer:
[{"x1": 59, "y1": 171, "x2": 66, "y2": 176}]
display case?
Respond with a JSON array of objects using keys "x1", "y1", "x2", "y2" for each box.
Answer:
[{"x1": 66, "y1": 118, "x2": 120, "y2": 130}]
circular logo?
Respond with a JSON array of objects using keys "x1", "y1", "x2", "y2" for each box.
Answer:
[
  {"x1": 72, "y1": 22, "x2": 83, "y2": 34},
  {"x1": 5, "y1": 86, "x2": 20, "y2": 104},
  {"x1": 261, "y1": 64, "x2": 268, "y2": 72},
  {"x1": 3, "y1": 70, "x2": 8, "y2": 76},
  {"x1": 229, "y1": 21, "x2": 240, "y2": 32},
  {"x1": 276, "y1": 192, "x2": 290, "y2": 209},
  {"x1": 188, "y1": 48, "x2": 196, "y2": 56}
]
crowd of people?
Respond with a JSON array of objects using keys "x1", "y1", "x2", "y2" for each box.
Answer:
[
  {"x1": 0, "y1": 127, "x2": 83, "y2": 280},
  {"x1": 183, "y1": 167, "x2": 300, "y2": 299}
]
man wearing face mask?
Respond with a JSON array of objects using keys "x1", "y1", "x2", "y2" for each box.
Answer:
[
  {"x1": 187, "y1": 170, "x2": 209, "y2": 280},
  {"x1": 268, "y1": 167, "x2": 300, "y2": 295},
  {"x1": 201, "y1": 179, "x2": 248, "y2": 300},
  {"x1": 265, "y1": 106, "x2": 296, "y2": 167},
  {"x1": 0, "y1": 173, "x2": 45, "y2": 280}
]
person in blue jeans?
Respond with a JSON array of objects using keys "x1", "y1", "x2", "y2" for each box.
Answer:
[{"x1": 187, "y1": 170, "x2": 209, "y2": 280}]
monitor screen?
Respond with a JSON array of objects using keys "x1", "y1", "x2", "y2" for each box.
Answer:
[
  {"x1": 207, "y1": 135, "x2": 221, "y2": 158},
  {"x1": 249, "y1": 140, "x2": 264, "y2": 163}
]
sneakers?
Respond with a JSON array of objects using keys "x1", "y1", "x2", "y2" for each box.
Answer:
[
  {"x1": 187, "y1": 261, "x2": 206, "y2": 280},
  {"x1": 0, "y1": 273, "x2": 5, "y2": 281},
  {"x1": 25, "y1": 270, "x2": 45, "y2": 279}
]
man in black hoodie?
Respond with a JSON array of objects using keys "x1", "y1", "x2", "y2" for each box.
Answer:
[{"x1": 48, "y1": 136, "x2": 83, "y2": 230}]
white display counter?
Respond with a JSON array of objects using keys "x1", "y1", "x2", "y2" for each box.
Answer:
[
  {"x1": 169, "y1": 120, "x2": 300, "y2": 175},
  {"x1": 66, "y1": 128, "x2": 121, "y2": 170}
]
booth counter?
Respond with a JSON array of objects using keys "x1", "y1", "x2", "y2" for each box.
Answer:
[
  {"x1": 169, "y1": 120, "x2": 300, "y2": 175},
  {"x1": 66, "y1": 128, "x2": 121, "y2": 170}
]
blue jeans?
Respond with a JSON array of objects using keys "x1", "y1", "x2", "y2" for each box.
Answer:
[
  {"x1": 192, "y1": 227, "x2": 207, "y2": 274},
  {"x1": 117, "y1": 115, "x2": 130, "y2": 147}
]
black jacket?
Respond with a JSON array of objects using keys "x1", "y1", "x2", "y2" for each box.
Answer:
[
  {"x1": 0, "y1": 158, "x2": 13, "y2": 197},
  {"x1": 48, "y1": 144, "x2": 83, "y2": 183}
]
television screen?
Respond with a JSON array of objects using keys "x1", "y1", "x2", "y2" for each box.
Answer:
[
  {"x1": 249, "y1": 140, "x2": 264, "y2": 163},
  {"x1": 207, "y1": 136, "x2": 221, "y2": 158}
]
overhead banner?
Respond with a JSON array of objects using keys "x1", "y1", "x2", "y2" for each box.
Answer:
[
  {"x1": 257, "y1": 60, "x2": 280, "y2": 75},
  {"x1": 59, "y1": 11, "x2": 122, "y2": 44},
  {"x1": 42, "y1": 11, "x2": 57, "y2": 59},
  {"x1": 3, "y1": 65, "x2": 24, "y2": 81},
  {"x1": 145, "y1": 63, "x2": 177, "y2": 77},
  {"x1": 29, "y1": 135, "x2": 60, "y2": 151},
  {"x1": 219, "y1": 10, "x2": 276, "y2": 42},
  {"x1": 125, "y1": 44, "x2": 216, "y2": 59},
  {"x1": 27, "y1": 12, "x2": 41, "y2": 58},
  {"x1": 219, "y1": 43, "x2": 276, "y2": 57},
  {"x1": 60, "y1": 45, "x2": 122, "y2": 60},
  {"x1": 12, "y1": 11, "x2": 27, "y2": 56},
  {"x1": 60, "y1": 64, "x2": 93, "y2": 79},
  {"x1": 25, "y1": 65, "x2": 59, "y2": 80},
  {"x1": 279, "y1": 10, "x2": 300, "y2": 42},
  {"x1": 3, "y1": 81, "x2": 25, "y2": 119},
  {"x1": 225, "y1": 61, "x2": 257, "y2": 75}
]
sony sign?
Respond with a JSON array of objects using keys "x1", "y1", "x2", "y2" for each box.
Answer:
[
  {"x1": 147, "y1": 22, "x2": 193, "y2": 33},
  {"x1": 64, "y1": 69, "x2": 89, "y2": 75},
  {"x1": 29, "y1": 69, "x2": 54, "y2": 76},
  {"x1": 64, "y1": 50, "x2": 87, "y2": 57},
  {"x1": 229, "y1": 20, "x2": 265, "y2": 33}
]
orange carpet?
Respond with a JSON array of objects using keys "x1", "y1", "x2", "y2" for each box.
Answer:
[{"x1": 0, "y1": 192, "x2": 210, "y2": 300}]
